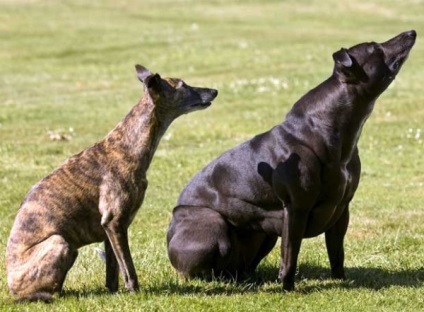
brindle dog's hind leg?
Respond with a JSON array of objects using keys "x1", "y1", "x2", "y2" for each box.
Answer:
[
  {"x1": 8, "y1": 235, "x2": 78, "y2": 302},
  {"x1": 105, "y1": 239, "x2": 120, "y2": 292}
]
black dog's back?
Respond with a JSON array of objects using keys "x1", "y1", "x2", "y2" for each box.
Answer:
[{"x1": 178, "y1": 127, "x2": 285, "y2": 227}]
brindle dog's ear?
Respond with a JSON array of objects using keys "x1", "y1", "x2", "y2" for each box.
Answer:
[
  {"x1": 135, "y1": 64, "x2": 152, "y2": 82},
  {"x1": 332, "y1": 48, "x2": 353, "y2": 67},
  {"x1": 135, "y1": 65, "x2": 162, "y2": 91}
]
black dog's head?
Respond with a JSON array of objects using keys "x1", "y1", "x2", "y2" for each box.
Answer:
[{"x1": 332, "y1": 30, "x2": 416, "y2": 96}]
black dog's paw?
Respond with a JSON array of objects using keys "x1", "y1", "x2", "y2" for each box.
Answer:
[
  {"x1": 282, "y1": 282, "x2": 295, "y2": 292},
  {"x1": 331, "y1": 270, "x2": 346, "y2": 280}
]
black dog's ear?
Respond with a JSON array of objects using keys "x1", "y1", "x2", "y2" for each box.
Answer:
[
  {"x1": 135, "y1": 64, "x2": 162, "y2": 91},
  {"x1": 332, "y1": 48, "x2": 353, "y2": 67},
  {"x1": 332, "y1": 49, "x2": 367, "y2": 82}
]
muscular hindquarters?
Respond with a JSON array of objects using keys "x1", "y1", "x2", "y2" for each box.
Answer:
[
  {"x1": 5, "y1": 194, "x2": 96, "y2": 301},
  {"x1": 167, "y1": 206, "x2": 277, "y2": 278},
  {"x1": 6, "y1": 234, "x2": 78, "y2": 300}
]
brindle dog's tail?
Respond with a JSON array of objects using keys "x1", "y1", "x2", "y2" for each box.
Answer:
[{"x1": 14, "y1": 292, "x2": 53, "y2": 303}]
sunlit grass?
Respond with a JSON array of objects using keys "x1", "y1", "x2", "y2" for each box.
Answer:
[{"x1": 0, "y1": 0, "x2": 423, "y2": 310}]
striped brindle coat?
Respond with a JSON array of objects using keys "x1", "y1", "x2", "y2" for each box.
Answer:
[{"x1": 6, "y1": 65, "x2": 218, "y2": 302}]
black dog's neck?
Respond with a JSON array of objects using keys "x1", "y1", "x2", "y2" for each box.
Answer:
[{"x1": 284, "y1": 76, "x2": 376, "y2": 164}]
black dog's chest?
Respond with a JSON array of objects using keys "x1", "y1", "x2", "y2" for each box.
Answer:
[
  {"x1": 304, "y1": 165, "x2": 354, "y2": 237},
  {"x1": 321, "y1": 165, "x2": 350, "y2": 202}
]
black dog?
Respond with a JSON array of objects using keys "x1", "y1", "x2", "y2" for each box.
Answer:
[{"x1": 167, "y1": 30, "x2": 416, "y2": 291}]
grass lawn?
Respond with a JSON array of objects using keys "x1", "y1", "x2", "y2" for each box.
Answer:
[{"x1": 0, "y1": 0, "x2": 423, "y2": 310}]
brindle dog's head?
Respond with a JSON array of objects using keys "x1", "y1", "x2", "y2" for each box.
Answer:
[
  {"x1": 135, "y1": 65, "x2": 218, "y2": 119},
  {"x1": 332, "y1": 30, "x2": 416, "y2": 97}
]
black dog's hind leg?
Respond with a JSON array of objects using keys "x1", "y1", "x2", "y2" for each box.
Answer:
[
  {"x1": 246, "y1": 235, "x2": 278, "y2": 273},
  {"x1": 325, "y1": 206, "x2": 349, "y2": 279},
  {"x1": 167, "y1": 206, "x2": 233, "y2": 278}
]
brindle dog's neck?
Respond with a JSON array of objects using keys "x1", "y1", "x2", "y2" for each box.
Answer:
[{"x1": 103, "y1": 95, "x2": 171, "y2": 173}]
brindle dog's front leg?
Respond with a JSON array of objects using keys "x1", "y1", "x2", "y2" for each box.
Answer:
[
  {"x1": 105, "y1": 239, "x2": 120, "y2": 292},
  {"x1": 102, "y1": 218, "x2": 139, "y2": 292},
  {"x1": 99, "y1": 183, "x2": 140, "y2": 293},
  {"x1": 279, "y1": 206, "x2": 308, "y2": 291},
  {"x1": 325, "y1": 206, "x2": 349, "y2": 279}
]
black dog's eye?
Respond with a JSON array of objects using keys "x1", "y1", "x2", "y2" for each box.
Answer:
[{"x1": 392, "y1": 61, "x2": 400, "y2": 70}]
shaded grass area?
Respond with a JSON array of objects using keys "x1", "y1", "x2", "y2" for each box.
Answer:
[{"x1": 0, "y1": 0, "x2": 423, "y2": 310}]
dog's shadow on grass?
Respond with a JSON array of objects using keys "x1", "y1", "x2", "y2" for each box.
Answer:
[
  {"x1": 61, "y1": 287, "x2": 110, "y2": 299},
  {"x1": 60, "y1": 264, "x2": 423, "y2": 299},
  {"x1": 296, "y1": 264, "x2": 423, "y2": 293},
  {"x1": 146, "y1": 263, "x2": 424, "y2": 296}
]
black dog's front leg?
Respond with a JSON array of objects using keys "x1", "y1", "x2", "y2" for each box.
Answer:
[
  {"x1": 325, "y1": 206, "x2": 349, "y2": 279},
  {"x1": 105, "y1": 239, "x2": 120, "y2": 292},
  {"x1": 279, "y1": 206, "x2": 308, "y2": 291}
]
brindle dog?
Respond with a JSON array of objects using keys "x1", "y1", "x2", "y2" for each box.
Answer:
[{"x1": 6, "y1": 65, "x2": 218, "y2": 302}]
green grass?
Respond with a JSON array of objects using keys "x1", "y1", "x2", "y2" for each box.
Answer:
[{"x1": 0, "y1": 0, "x2": 423, "y2": 310}]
